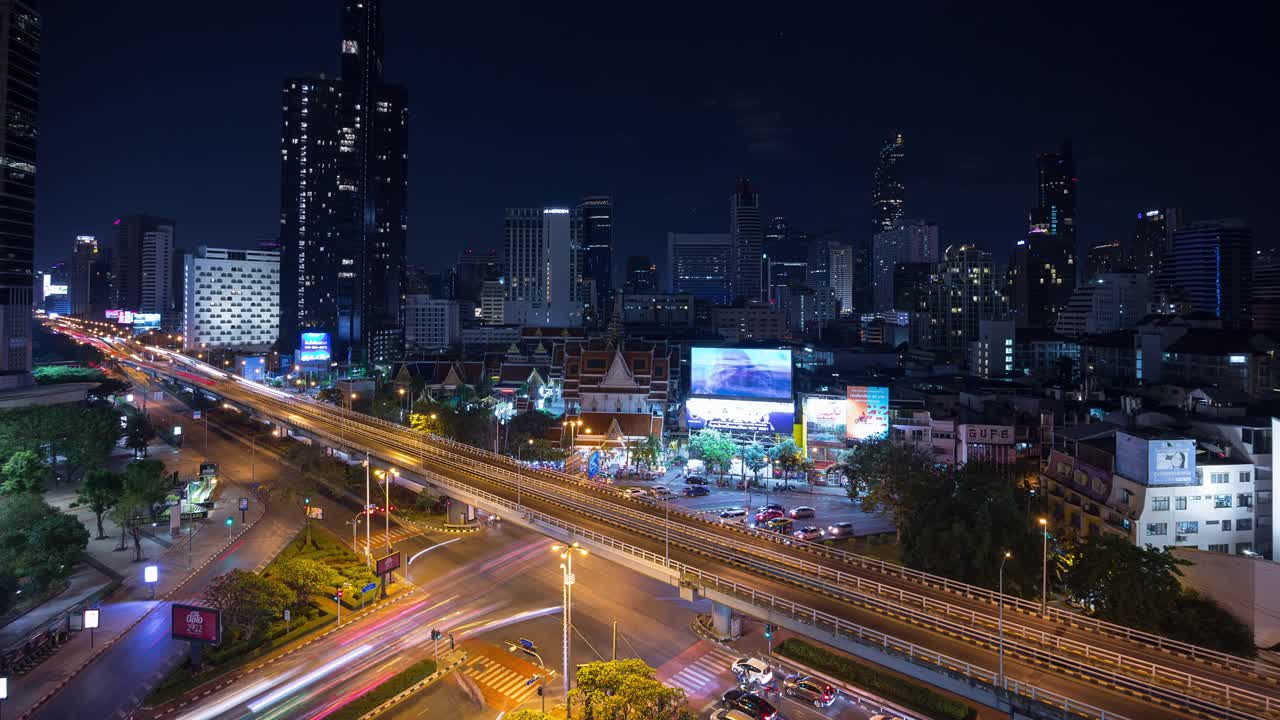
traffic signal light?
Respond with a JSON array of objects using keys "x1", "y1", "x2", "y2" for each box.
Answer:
[
  {"x1": 431, "y1": 628, "x2": 443, "y2": 640},
  {"x1": 764, "y1": 623, "x2": 773, "y2": 639},
  {"x1": 225, "y1": 517, "x2": 233, "y2": 527},
  {"x1": 336, "y1": 589, "x2": 343, "y2": 600}
]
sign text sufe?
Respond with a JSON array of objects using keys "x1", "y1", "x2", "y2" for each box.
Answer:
[{"x1": 963, "y1": 424, "x2": 1014, "y2": 444}]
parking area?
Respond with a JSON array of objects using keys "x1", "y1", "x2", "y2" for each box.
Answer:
[{"x1": 612, "y1": 469, "x2": 894, "y2": 541}]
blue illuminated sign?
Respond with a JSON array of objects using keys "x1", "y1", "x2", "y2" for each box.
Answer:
[{"x1": 298, "y1": 332, "x2": 332, "y2": 363}]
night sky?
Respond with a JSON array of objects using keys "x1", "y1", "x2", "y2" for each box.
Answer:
[{"x1": 36, "y1": 3, "x2": 1275, "y2": 277}]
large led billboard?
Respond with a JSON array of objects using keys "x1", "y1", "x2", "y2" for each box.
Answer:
[
  {"x1": 690, "y1": 347, "x2": 792, "y2": 400},
  {"x1": 686, "y1": 397, "x2": 794, "y2": 434},
  {"x1": 298, "y1": 332, "x2": 332, "y2": 363},
  {"x1": 803, "y1": 396, "x2": 847, "y2": 444},
  {"x1": 846, "y1": 386, "x2": 889, "y2": 440},
  {"x1": 1115, "y1": 432, "x2": 1196, "y2": 486}
]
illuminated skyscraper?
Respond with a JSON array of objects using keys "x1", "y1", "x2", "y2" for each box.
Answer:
[
  {"x1": 579, "y1": 195, "x2": 613, "y2": 324},
  {"x1": 1131, "y1": 207, "x2": 1182, "y2": 280},
  {"x1": 279, "y1": 0, "x2": 407, "y2": 363},
  {"x1": 871, "y1": 132, "x2": 905, "y2": 235},
  {"x1": 1168, "y1": 220, "x2": 1253, "y2": 328},
  {"x1": 0, "y1": 0, "x2": 38, "y2": 385}
]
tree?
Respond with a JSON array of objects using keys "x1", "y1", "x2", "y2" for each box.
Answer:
[
  {"x1": 688, "y1": 429, "x2": 736, "y2": 482},
  {"x1": 1060, "y1": 533, "x2": 1187, "y2": 628},
  {"x1": 112, "y1": 459, "x2": 170, "y2": 561},
  {"x1": 505, "y1": 711, "x2": 555, "y2": 720},
  {"x1": 32, "y1": 365, "x2": 106, "y2": 385},
  {"x1": 572, "y1": 659, "x2": 694, "y2": 720},
  {"x1": 205, "y1": 569, "x2": 292, "y2": 641},
  {"x1": 1165, "y1": 592, "x2": 1255, "y2": 657},
  {"x1": 78, "y1": 468, "x2": 123, "y2": 539},
  {"x1": 2, "y1": 450, "x2": 53, "y2": 494},
  {"x1": 56, "y1": 405, "x2": 122, "y2": 482},
  {"x1": 767, "y1": 439, "x2": 804, "y2": 486},
  {"x1": 0, "y1": 494, "x2": 89, "y2": 598},
  {"x1": 902, "y1": 462, "x2": 1041, "y2": 593},
  {"x1": 123, "y1": 413, "x2": 157, "y2": 458},
  {"x1": 742, "y1": 442, "x2": 768, "y2": 486},
  {"x1": 316, "y1": 386, "x2": 341, "y2": 405},
  {"x1": 274, "y1": 557, "x2": 340, "y2": 607},
  {"x1": 834, "y1": 439, "x2": 940, "y2": 541}
]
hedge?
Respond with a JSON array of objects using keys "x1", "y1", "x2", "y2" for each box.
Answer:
[
  {"x1": 775, "y1": 638, "x2": 977, "y2": 720},
  {"x1": 326, "y1": 658, "x2": 438, "y2": 720}
]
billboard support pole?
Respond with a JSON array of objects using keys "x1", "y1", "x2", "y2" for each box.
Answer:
[{"x1": 189, "y1": 641, "x2": 202, "y2": 669}]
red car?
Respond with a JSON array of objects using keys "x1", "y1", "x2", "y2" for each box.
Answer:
[{"x1": 755, "y1": 509, "x2": 785, "y2": 523}]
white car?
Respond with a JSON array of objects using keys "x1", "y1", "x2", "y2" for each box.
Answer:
[
  {"x1": 649, "y1": 486, "x2": 673, "y2": 497},
  {"x1": 719, "y1": 507, "x2": 747, "y2": 520},
  {"x1": 792, "y1": 525, "x2": 824, "y2": 542},
  {"x1": 730, "y1": 657, "x2": 773, "y2": 686},
  {"x1": 622, "y1": 487, "x2": 648, "y2": 499}
]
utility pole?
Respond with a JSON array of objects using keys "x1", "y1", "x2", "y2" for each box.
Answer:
[{"x1": 611, "y1": 620, "x2": 617, "y2": 661}]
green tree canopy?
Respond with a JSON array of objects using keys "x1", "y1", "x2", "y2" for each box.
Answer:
[
  {"x1": 1060, "y1": 533, "x2": 1187, "y2": 628},
  {"x1": 688, "y1": 429, "x2": 736, "y2": 480},
  {"x1": 2, "y1": 450, "x2": 53, "y2": 494},
  {"x1": 112, "y1": 459, "x2": 170, "y2": 561},
  {"x1": 767, "y1": 439, "x2": 804, "y2": 482},
  {"x1": 32, "y1": 365, "x2": 106, "y2": 385},
  {"x1": 78, "y1": 468, "x2": 124, "y2": 539},
  {"x1": 274, "y1": 557, "x2": 341, "y2": 607},
  {"x1": 0, "y1": 493, "x2": 90, "y2": 599},
  {"x1": 205, "y1": 569, "x2": 293, "y2": 641},
  {"x1": 742, "y1": 442, "x2": 768, "y2": 482},
  {"x1": 123, "y1": 413, "x2": 157, "y2": 458},
  {"x1": 572, "y1": 659, "x2": 694, "y2": 720}
]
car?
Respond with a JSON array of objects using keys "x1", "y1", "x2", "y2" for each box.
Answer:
[
  {"x1": 755, "y1": 509, "x2": 785, "y2": 523},
  {"x1": 622, "y1": 487, "x2": 648, "y2": 498},
  {"x1": 788, "y1": 506, "x2": 815, "y2": 519},
  {"x1": 729, "y1": 657, "x2": 774, "y2": 686},
  {"x1": 649, "y1": 486, "x2": 673, "y2": 498},
  {"x1": 782, "y1": 675, "x2": 836, "y2": 707},
  {"x1": 683, "y1": 485, "x2": 711, "y2": 497},
  {"x1": 792, "y1": 525, "x2": 824, "y2": 542},
  {"x1": 721, "y1": 688, "x2": 777, "y2": 720},
  {"x1": 757, "y1": 503, "x2": 785, "y2": 513},
  {"x1": 720, "y1": 507, "x2": 748, "y2": 519},
  {"x1": 709, "y1": 710, "x2": 757, "y2": 720},
  {"x1": 684, "y1": 475, "x2": 709, "y2": 485},
  {"x1": 764, "y1": 517, "x2": 794, "y2": 533},
  {"x1": 869, "y1": 715, "x2": 904, "y2": 720},
  {"x1": 826, "y1": 521, "x2": 854, "y2": 538}
]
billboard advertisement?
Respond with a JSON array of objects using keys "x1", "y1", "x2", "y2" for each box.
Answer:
[
  {"x1": 686, "y1": 397, "x2": 793, "y2": 434},
  {"x1": 376, "y1": 551, "x2": 402, "y2": 576},
  {"x1": 689, "y1": 347, "x2": 792, "y2": 400},
  {"x1": 803, "y1": 396, "x2": 847, "y2": 444},
  {"x1": 846, "y1": 386, "x2": 889, "y2": 440},
  {"x1": 298, "y1": 332, "x2": 332, "y2": 363},
  {"x1": 171, "y1": 603, "x2": 221, "y2": 644},
  {"x1": 132, "y1": 312, "x2": 162, "y2": 330},
  {"x1": 1150, "y1": 439, "x2": 1195, "y2": 486}
]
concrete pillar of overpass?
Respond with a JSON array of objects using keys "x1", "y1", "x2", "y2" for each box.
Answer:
[{"x1": 710, "y1": 601, "x2": 737, "y2": 639}]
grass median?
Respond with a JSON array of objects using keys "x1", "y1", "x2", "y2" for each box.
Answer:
[
  {"x1": 776, "y1": 637, "x2": 977, "y2": 720},
  {"x1": 325, "y1": 658, "x2": 438, "y2": 720}
]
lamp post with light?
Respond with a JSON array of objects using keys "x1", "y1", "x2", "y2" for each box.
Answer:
[
  {"x1": 1038, "y1": 517, "x2": 1049, "y2": 615},
  {"x1": 998, "y1": 550, "x2": 1011, "y2": 688},
  {"x1": 517, "y1": 438, "x2": 534, "y2": 512},
  {"x1": 553, "y1": 542, "x2": 587, "y2": 701}
]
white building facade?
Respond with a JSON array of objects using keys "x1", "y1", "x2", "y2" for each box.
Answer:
[
  {"x1": 183, "y1": 246, "x2": 280, "y2": 351},
  {"x1": 404, "y1": 295, "x2": 459, "y2": 351},
  {"x1": 503, "y1": 207, "x2": 583, "y2": 326}
]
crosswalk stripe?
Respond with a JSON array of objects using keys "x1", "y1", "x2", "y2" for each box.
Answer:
[
  {"x1": 474, "y1": 665, "x2": 508, "y2": 683},
  {"x1": 672, "y1": 668, "x2": 713, "y2": 686},
  {"x1": 495, "y1": 672, "x2": 530, "y2": 696}
]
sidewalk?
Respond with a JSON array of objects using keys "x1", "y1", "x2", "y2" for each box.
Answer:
[{"x1": 5, "y1": 470, "x2": 269, "y2": 720}]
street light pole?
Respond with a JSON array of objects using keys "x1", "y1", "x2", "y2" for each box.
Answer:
[
  {"x1": 385, "y1": 469, "x2": 395, "y2": 554},
  {"x1": 998, "y1": 550, "x2": 1011, "y2": 689},
  {"x1": 553, "y1": 542, "x2": 587, "y2": 702},
  {"x1": 1038, "y1": 517, "x2": 1049, "y2": 616},
  {"x1": 664, "y1": 492, "x2": 670, "y2": 567},
  {"x1": 365, "y1": 454, "x2": 372, "y2": 563},
  {"x1": 517, "y1": 438, "x2": 533, "y2": 512}
]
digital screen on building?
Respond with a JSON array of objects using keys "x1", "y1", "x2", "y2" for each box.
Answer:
[
  {"x1": 686, "y1": 397, "x2": 794, "y2": 434},
  {"x1": 1115, "y1": 433, "x2": 1196, "y2": 486},
  {"x1": 240, "y1": 356, "x2": 266, "y2": 381},
  {"x1": 846, "y1": 386, "x2": 889, "y2": 440},
  {"x1": 689, "y1": 347, "x2": 792, "y2": 400},
  {"x1": 298, "y1": 332, "x2": 332, "y2": 363},
  {"x1": 803, "y1": 396, "x2": 847, "y2": 444},
  {"x1": 133, "y1": 313, "x2": 162, "y2": 330}
]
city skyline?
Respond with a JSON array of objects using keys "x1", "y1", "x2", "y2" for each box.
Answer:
[{"x1": 32, "y1": 3, "x2": 1276, "y2": 272}]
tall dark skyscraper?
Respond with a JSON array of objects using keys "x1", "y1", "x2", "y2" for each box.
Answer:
[
  {"x1": 579, "y1": 195, "x2": 613, "y2": 324},
  {"x1": 0, "y1": 0, "x2": 38, "y2": 386},
  {"x1": 623, "y1": 255, "x2": 658, "y2": 294},
  {"x1": 70, "y1": 235, "x2": 109, "y2": 320},
  {"x1": 730, "y1": 179, "x2": 763, "y2": 303},
  {"x1": 1131, "y1": 207, "x2": 1182, "y2": 280},
  {"x1": 1029, "y1": 141, "x2": 1079, "y2": 274},
  {"x1": 870, "y1": 132, "x2": 905, "y2": 235},
  {"x1": 280, "y1": 0, "x2": 408, "y2": 363},
  {"x1": 110, "y1": 214, "x2": 176, "y2": 320},
  {"x1": 1168, "y1": 219, "x2": 1253, "y2": 328}
]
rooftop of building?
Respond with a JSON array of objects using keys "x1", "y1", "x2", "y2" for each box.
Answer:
[
  {"x1": 1016, "y1": 328, "x2": 1077, "y2": 344},
  {"x1": 1164, "y1": 329, "x2": 1278, "y2": 355},
  {"x1": 1117, "y1": 426, "x2": 1195, "y2": 441},
  {"x1": 1053, "y1": 421, "x2": 1121, "y2": 441},
  {"x1": 1078, "y1": 330, "x2": 1135, "y2": 348}
]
